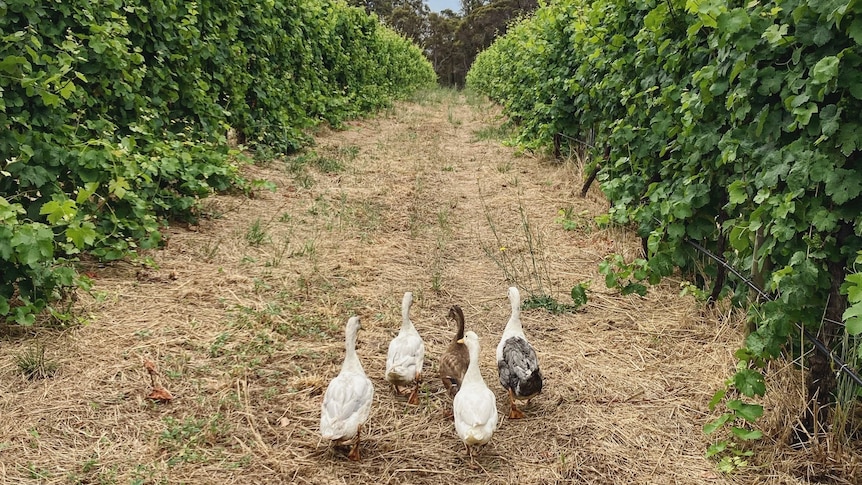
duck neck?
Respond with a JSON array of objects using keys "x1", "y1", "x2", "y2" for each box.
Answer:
[
  {"x1": 463, "y1": 342, "x2": 482, "y2": 383},
  {"x1": 506, "y1": 298, "x2": 523, "y2": 335},
  {"x1": 343, "y1": 325, "x2": 361, "y2": 371},
  {"x1": 454, "y1": 308, "x2": 465, "y2": 340},
  {"x1": 401, "y1": 296, "x2": 414, "y2": 332}
]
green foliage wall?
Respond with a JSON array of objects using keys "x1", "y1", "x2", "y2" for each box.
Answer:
[
  {"x1": 0, "y1": 0, "x2": 435, "y2": 325},
  {"x1": 468, "y1": 0, "x2": 862, "y2": 447}
]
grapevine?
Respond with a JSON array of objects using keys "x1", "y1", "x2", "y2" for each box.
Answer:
[
  {"x1": 0, "y1": 0, "x2": 436, "y2": 325},
  {"x1": 467, "y1": 0, "x2": 862, "y2": 464}
]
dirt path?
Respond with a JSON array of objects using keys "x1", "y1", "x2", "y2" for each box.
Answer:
[{"x1": 1, "y1": 91, "x2": 820, "y2": 484}]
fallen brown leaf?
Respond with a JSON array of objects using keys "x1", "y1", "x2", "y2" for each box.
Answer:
[{"x1": 148, "y1": 386, "x2": 173, "y2": 403}]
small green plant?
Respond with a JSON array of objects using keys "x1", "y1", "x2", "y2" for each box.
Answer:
[
  {"x1": 291, "y1": 239, "x2": 316, "y2": 258},
  {"x1": 25, "y1": 464, "x2": 51, "y2": 480},
  {"x1": 209, "y1": 332, "x2": 232, "y2": 357},
  {"x1": 598, "y1": 254, "x2": 652, "y2": 297},
  {"x1": 430, "y1": 270, "x2": 443, "y2": 293},
  {"x1": 707, "y1": 440, "x2": 756, "y2": 473},
  {"x1": 15, "y1": 344, "x2": 58, "y2": 380},
  {"x1": 704, "y1": 361, "x2": 766, "y2": 473},
  {"x1": 437, "y1": 209, "x2": 451, "y2": 233},
  {"x1": 473, "y1": 122, "x2": 515, "y2": 142},
  {"x1": 480, "y1": 191, "x2": 555, "y2": 298},
  {"x1": 288, "y1": 150, "x2": 344, "y2": 174},
  {"x1": 245, "y1": 219, "x2": 270, "y2": 246},
  {"x1": 295, "y1": 172, "x2": 315, "y2": 189},
  {"x1": 159, "y1": 415, "x2": 228, "y2": 466},
  {"x1": 312, "y1": 155, "x2": 342, "y2": 173},
  {"x1": 338, "y1": 145, "x2": 359, "y2": 162},
  {"x1": 679, "y1": 281, "x2": 711, "y2": 302},
  {"x1": 522, "y1": 282, "x2": 589, "y2": 314},
  {"x1": 570, "y1": 281, "x2": 589, "y2": 308},
  {"x1": 555, "y1": 207, "x2": 590, "y2": 232},
  {"x1": 266, "y1": 238, "x2": 291, "y2": 268},
  {"x1": 447, "y1": 106, "x2": 462, "y2": 127},
  {"x1": 497, "y1": 160, "x2": 512, "y2": 173},
  {"x1": 198, "y1": 238, "x2": 221, "y2": 262},
  {"x1": 246, "y1": 178, "x2": 277, "y2": 198}
]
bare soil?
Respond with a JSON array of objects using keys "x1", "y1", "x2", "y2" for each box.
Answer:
[{"x1": 1, "y1": 90, "x2": 859, "y2": 484}]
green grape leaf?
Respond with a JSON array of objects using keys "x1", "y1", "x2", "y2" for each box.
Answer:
[
  {"x1": 731, "y1": 427, "x2": 763, "y2": 441},
  {"x1": 75, "y1": 182, "x2": 100, "y2": 204},
  {"x1": 726, "y1": 400, "x2": 764, "y2": 422},
  {"x1": 733, "y1": 369, "x2": 766, "y2": 397},
  {"x1": 728, "y1": 180, "x2": 748, "y2": 206},
  {"x1": 708, "y1": 388, "x2": 727, "y2": 411},
  {"x1": 762, "y1": 24, "x2": 789, "y2": 46},
  {"x1": 66, "y1": 221, "x2": 97, "y2": 249},
  {"x1": 717, "y1": 9, "x2": 750, "y2": 34},
  {"x1": 109, "y1": 177, "x2": 130, "y2": 199},
  {"x1": 844, "y1": 273, "x2": 862, "y2": 302},
  {"x1": 14, "y1": 307, "x2": 37, "y2": 326},
  {"x1": 811, "y1": 56, "x2": 839, "y2": 84},
  {"x1": 704, "y1": 413, "x2": 732, "y2": 434},
  {"x1": 825, "y1": 169, "x2": 862, "y2": 205},
  {"x1": 11, "y1": 224, "x2": 54, "y2": 266},
  {"x1": 847, "y1": 18, "x2": 862, "y2": 44},
  {"x1": 570, "y1": 284, "x2": 588, "y2": 307},
  {"x1": 39, "y1": 199, "x2": 77, "y2": 224},
  {"x1": 842, "y1": 304, "x2": 862, "y2": 335}
]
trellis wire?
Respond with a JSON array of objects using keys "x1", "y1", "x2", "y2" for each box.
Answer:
[
  {"x1": 557, "y1": 129, "x2": 861, "y2": 386},
  {"x1": 685, "y1": 238, "x2": 862, "y2": 388}
]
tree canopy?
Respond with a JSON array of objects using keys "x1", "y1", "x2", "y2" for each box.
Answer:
[{"x1": 350, "y1": 0, "x2": 538, "y2": 86}]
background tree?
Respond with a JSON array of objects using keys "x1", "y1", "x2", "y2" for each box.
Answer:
[
  {"x1": 461, "y1": 0, "x2": 485, "y2": 16},
  {"x1": 449, "y1": 0, "x2": 536, "y2": 87},
  {"x1": 389, "y1": 0, "x2": 431, "y2": 45},
  {"x1": 426, "y1": 10, "x2": 461, "y2": 86},
  {"x1": 350, "y1": 0, "x2": 538, "y2": 87}
]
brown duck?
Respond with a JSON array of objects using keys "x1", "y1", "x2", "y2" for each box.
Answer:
[{"x1": 439, "y1": 305, "x2": 470, "y2": 398}]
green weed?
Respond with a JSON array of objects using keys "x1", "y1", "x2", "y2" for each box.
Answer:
[
  {"x1": 159, "y1": 415, "x2": 229, "y2": 466},
  {"x1": 555, "y1": 206, "x2": 591, "y2": 232},
  {"x1": 198, "y1": 238, "x2": 221, "y2": 261},
  {"x1": 473, "y1": 122, "x2": 515, "y2": 142},
  {"x1": 447, "y1": 106, "x2": 462, "y2": 127},
  {"x1": 209, "y1": 332, "x2": 232, "y2": 357},
  {"x1": 245, "y1": 219, "x2": 270, "y2": 246},
  {"x1": 15, "y1": 344, "x2": 58, "y2": 380}
]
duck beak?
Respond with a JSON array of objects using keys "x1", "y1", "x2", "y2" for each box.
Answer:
[{"x1": 457, "y1": 338, "x2": 465, "y2": 344}]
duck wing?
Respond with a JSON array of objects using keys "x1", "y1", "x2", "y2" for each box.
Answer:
[
  {"x1": 320, "y1": 371, "x2": 374, "y2": 440},
  {"x1": 497, "y1": 337, "x2": 543, "y2": 398},
  {"x1": 385, "y1": 333, "x2": 425, "y2": 382},
  {"x1": 439, "y1": 340, "x2": 469, "y2": 397},
  {"x1": 453, "y1": 384, "x2": 498, "y2": 442}
]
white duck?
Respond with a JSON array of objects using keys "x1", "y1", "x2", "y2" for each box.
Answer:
[
  {"x1": 385, "y1": 291, "x2": 425, "y2": 405},
  {"x1": 496, "y1": 286, "x2": 543, "y2": 419},
  {"x1": 320, "y1": 316, "x2": 374, "y2": 461},
  {"x1": 453, "y1": 331, "x2": 498, "y2": 462}
]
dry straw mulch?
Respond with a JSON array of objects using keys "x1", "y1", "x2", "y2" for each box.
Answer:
[{"x1": 1, "y1": 89, "x2": 859, "y2": 484}]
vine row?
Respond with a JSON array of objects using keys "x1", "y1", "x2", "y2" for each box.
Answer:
[
  {"x1": 467, "y1": 0, "x2": 862, "y2": 464},
  {"x1": 0, "y1": 0, "x2": 436, "y2": 325}
]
